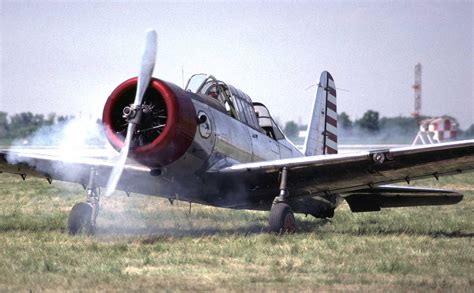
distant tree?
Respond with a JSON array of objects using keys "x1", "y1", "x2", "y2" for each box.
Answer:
[
  {"x1": 57, "y1": 115, "x2": 74, "y2": 123},
  {"x1": 9, "y1": 112, "x2": 34, "y2": 137},
  {"x1": 338, "y1": 112, "x2": 352, "y2": 129},
  {"x1": 33, "y1": 114, "x2": 45, "y2": 126},
  {"x1": 10, "y1": 112, "x2": 33, "y2": 128},
  {"x1": 284, "y1": 121, "x2": 299, "y2": 138},
  {"x1": 0, "y1": 112, "x2": 8, "y2": 137},
  {"x1": 462, "y1": 124, "x2": 474, "y2": 138},
  {"x1": 6, "y1": 112, "x2": 52, "y2": 138},
  {"x1": 356, "y1": 110, "x2": 380, "y2": 132},
  {"x1": 47, "y1": 113, "x2": 57, "y2": 125}
]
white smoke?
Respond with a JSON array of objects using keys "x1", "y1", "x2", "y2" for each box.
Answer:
[
  {"x1": 6, "y1": 116, "x2": 116, "y2": 173},
  {"x1": 3, "y1": 116, "x2": 264, "y2": 237}
]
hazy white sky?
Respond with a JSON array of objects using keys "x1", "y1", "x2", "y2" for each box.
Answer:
[{"x1": 1, "y1": 1, "x2": 473, "y2": 128}]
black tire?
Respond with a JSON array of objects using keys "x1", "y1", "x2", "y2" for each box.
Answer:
[
  {"x1": 68, "y1": 202, "x2": 93, "y2": 235},
  {"x1": 269, "y1": 203, "x2": 296, "y2": 233}
]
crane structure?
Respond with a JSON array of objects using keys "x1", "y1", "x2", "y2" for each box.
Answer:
[
  {"x1": 410, "y1": 63, "x2": 457, "y2": 145},
  {"x1": 411, "y1": 63, "x2": 422, "y2": 120}
]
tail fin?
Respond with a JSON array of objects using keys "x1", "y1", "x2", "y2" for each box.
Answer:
[{"x1": 303, "y1": 71, "x2": 337, "y2": 156}]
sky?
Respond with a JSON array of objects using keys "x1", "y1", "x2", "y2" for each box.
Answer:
[{"x1": 1, "y1": 1, "x2": 473, "y2": 129}]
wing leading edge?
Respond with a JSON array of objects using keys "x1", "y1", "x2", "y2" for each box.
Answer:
[{"x1": 0, "y1": 147, "x2": 151, "y2": 193}]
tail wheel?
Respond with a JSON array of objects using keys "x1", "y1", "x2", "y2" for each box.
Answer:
[
  {"x1": 269, "y1": 202, "x2": 296, "y2": 233},
  {"x1": 68, "y1": 202, "x2": 94, "y2": 235}
]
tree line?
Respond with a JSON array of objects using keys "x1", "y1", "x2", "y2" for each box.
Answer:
[
  {"x1": 283, "y1": 110, "x2": 474, "y2": 143},
  {"x1": 1, "y1": 110, "x2": 473, "y2": 144},
  {"x1": 0, "y1": 112, "x2": 75, "y2": 140}
]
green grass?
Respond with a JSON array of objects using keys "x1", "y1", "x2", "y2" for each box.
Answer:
[{"x1": 0, "y1": 173, "x2": 472, "y2": 291}]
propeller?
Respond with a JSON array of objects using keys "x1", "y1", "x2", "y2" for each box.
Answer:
[{"x1": 105, "y1": 29, "x2": 158, "y2": 197}]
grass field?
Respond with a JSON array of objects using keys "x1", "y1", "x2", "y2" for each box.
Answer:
[{"x1": 0, "y1": 172, "x2": 472, "y2": 291}]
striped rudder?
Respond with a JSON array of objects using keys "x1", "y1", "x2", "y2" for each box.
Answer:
[
  {"x1": 303, "y1": 71, "x2": 338, "y2": 156},
  {"x1": 324, "y1": 74, "x2": 337, "y2": 154}
]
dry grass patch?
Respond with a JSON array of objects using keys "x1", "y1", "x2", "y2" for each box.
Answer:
[{"x1": 0, "y1": 173, "x2": 472, "y2": 291}]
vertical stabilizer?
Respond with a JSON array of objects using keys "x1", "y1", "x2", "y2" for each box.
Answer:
[{"x1": 303, "y1": 71, "x2": 337, "y2": 156}]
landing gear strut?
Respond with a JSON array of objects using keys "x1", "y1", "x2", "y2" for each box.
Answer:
[
  {"x1": 269, "y1": 167, "x2": 296, "y2": 233},
  {"x1": 68, "y1": 168, "x2": 100, "y2": 235}
]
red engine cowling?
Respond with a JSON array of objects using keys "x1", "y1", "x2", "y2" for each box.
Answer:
[{"x1": 102, "y1": 77, "x2": 197, "y2": 168}]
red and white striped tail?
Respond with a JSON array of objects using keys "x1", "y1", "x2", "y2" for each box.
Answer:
[{"x1": 303, "y1": 71, "x2": 338, "y2": 156}]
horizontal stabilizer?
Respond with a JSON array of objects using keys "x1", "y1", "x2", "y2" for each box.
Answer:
[{"x1": 344, "y1": 185, "x2": 463, "y2": 213}]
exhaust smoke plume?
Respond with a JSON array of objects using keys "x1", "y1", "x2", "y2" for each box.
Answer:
[
  {"x1": 6, "y1": 116, "x2": 115, "y2": 179},
  {"x1": 4, "y1": 116, "x2": 231, "y2": 237},
  {"x1": 338, "y1": 125, "x2": 417, "y2": 145}
]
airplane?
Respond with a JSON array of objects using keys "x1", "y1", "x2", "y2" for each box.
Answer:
[{"x1": 1, "y1": 30, "x2": 473, "y2": 235}]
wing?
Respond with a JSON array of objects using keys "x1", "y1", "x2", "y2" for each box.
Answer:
[
  {"x1": 0, "y1": 146, "x2": 151, "y2": 193},
  {"x1": 214, "y1": 140, "x2": 474, "y2": 212}
]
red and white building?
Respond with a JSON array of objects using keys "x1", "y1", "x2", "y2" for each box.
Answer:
[{"x1": 412, "y1": 117, "x2": 457, "y2": 145}]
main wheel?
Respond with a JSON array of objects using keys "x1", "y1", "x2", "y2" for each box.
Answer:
[
  {"x1": 269, "y1": 202, "x2": 296, "y2": 233},
  {"x1": 68, "y1": 202, "x2": 94, "y2": 235}
]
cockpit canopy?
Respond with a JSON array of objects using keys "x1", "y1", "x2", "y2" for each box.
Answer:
[{"x1": 185, "y1": 74, "x2": 285, "y2": 140}]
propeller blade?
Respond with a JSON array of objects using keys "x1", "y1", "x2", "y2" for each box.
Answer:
[
  {"x1": 105, "y1": 123, "x2": 135, "y2": 197},
  {"x1": 133, "y1": 29, "x2": 157, "y2": 106},
  {"x1": 104, "y1": 29, "x2": 157, "y2": 197}
]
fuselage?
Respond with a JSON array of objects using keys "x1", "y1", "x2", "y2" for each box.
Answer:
[
  {"x1": 167, "y1": 86, "x2": 303, "y2": 174},
  {"x1": 102, "y1": 74, "x2": 303, "y2": 207},
  {"x1": 156, "y1": 77, "x2": 304, "y2": 206}
]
